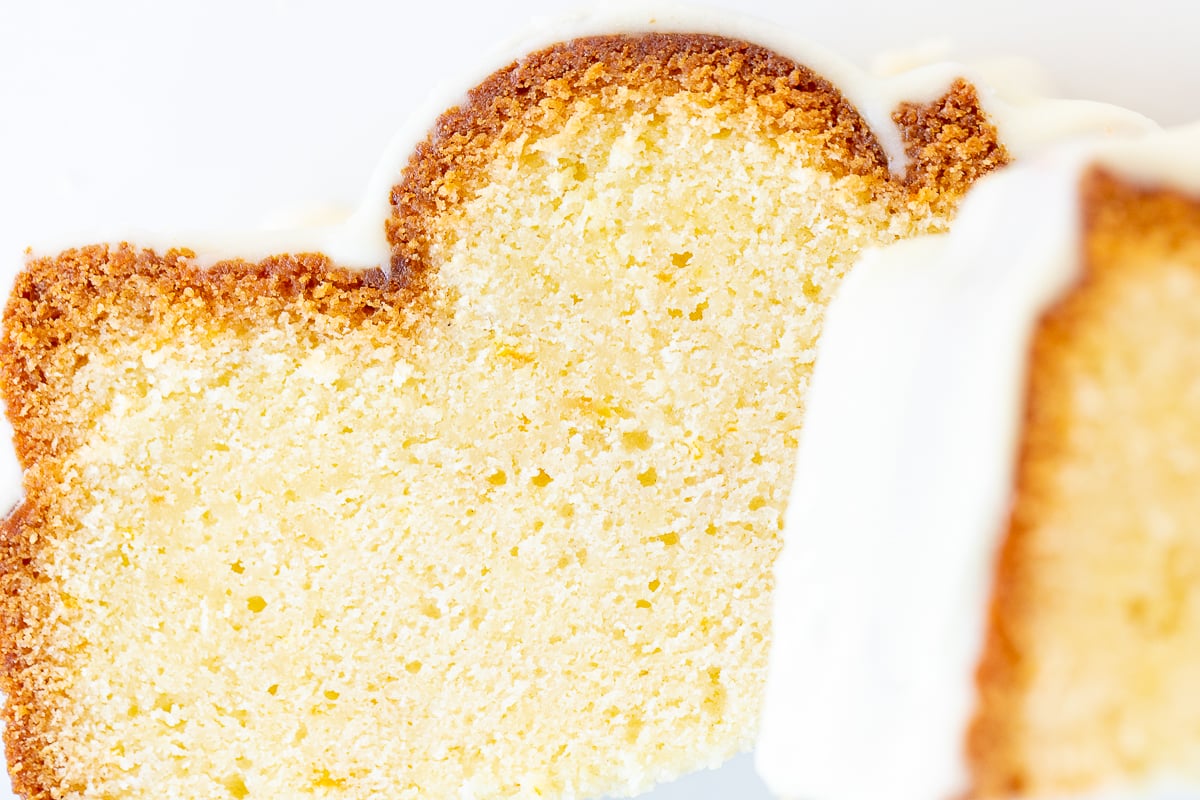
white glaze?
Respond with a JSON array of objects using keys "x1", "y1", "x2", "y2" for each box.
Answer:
[
  {"x1": 25, "y1": 3, "x2": 1153, "y2": 271},
  {"x1": 756, "y1": 123, "x2": 1200, "y2": 800}
]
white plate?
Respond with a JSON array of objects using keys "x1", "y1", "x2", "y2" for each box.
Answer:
[{"x1": 0, "y1": 2, "x2": 1196, "y2": 798}]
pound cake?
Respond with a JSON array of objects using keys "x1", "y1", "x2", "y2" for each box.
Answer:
[
  {"x1": 758, "y1": 125, "x2": 1200, "y2": 800},
  {"x1": 0, "y1": 11, "x2": 1148, "y2": 798}
]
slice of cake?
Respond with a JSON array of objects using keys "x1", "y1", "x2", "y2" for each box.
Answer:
[
  {"x1": 0, "y1": 16, "x2": 1145, "y2": 800},
  {"x1": 757, "y1": 125, "x2": 1200, "y2": 800}
]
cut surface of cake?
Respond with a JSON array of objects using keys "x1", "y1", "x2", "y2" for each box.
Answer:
[
  {"x1": 0, "y1": 18, "x2": 1087, "y2": 800},
  {"x1": 757, "y1": 125, "x2": 1200, "y2": 800}
]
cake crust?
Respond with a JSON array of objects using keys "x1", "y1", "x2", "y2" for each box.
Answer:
[
  {"x1": 389, "y1": 34, "x2": 1006, "y2": 278},
  {"x1": 1, "y1": 246, "x2": 414, "y2": 472}
]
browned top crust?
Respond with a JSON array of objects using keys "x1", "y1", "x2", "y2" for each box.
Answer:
[
  {"x1": 388, "y1": 33, "x2": 1007, "y2": 286},
  {"x1": 2, "y1": 246, "x2": 415, "y2": 473},
  {"x1": 893, "y1": 81, "x2": 1009, "y2": 205},
  {"x1": 4, "y1": 35, "x2": 1007, "y2": 479}
]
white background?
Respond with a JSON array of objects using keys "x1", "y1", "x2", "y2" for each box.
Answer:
[{"x1": 0, "y1": 1, "x2": 1197, "y2": 798}]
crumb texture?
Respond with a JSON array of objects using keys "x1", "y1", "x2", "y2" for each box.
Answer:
[
  {"x1": 971, "y1": 170, "x2": 1200, "y2": 797},
  {"x1": 2, "y1": 34, "x2": 1001, "y2": 800}
]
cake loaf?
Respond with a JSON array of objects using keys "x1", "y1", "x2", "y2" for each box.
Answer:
[
  {"x1": 0, "y1": 16, "x2": 1111, "y2": 800},
  {"x1": 758, "y1": 125, "x2": 1200, "y2": 800}
]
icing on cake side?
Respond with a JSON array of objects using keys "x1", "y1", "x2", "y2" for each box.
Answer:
[{"x1": 756, "y1": 124, "x2": 1200, "y2": 800}]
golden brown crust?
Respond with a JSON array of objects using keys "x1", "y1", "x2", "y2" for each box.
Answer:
[
  {"x1": 893, "y1": 80, "x2": 1010, "y2": 209},
  {"x1": 0, "y1": 501, "x2": 55, "y2": 800},
  {"x1": 388, "y1": 34, "x2": 1007, "y2": 278},
  {"x1": 1, "y1": 245, "x2": 419, "y2": 471},
  {"x1": 968, "y1": 168, "x2": 1200, "y2": 797}
]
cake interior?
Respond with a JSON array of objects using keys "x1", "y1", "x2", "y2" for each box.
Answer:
[
  {"x1": 1, "y1": 36, "x2": 1000, "y2": 800},
  {"x1": 971, "y1": 169, "x2": 1200, "y2": 797}
]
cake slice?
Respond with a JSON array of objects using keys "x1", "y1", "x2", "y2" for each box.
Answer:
[
  {"x1": 0, "y1": 21, "x2": 1127, "y2": 800},
  {"x1": 757, "y1": 125, "x2": 1200, "y2": 800}
]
